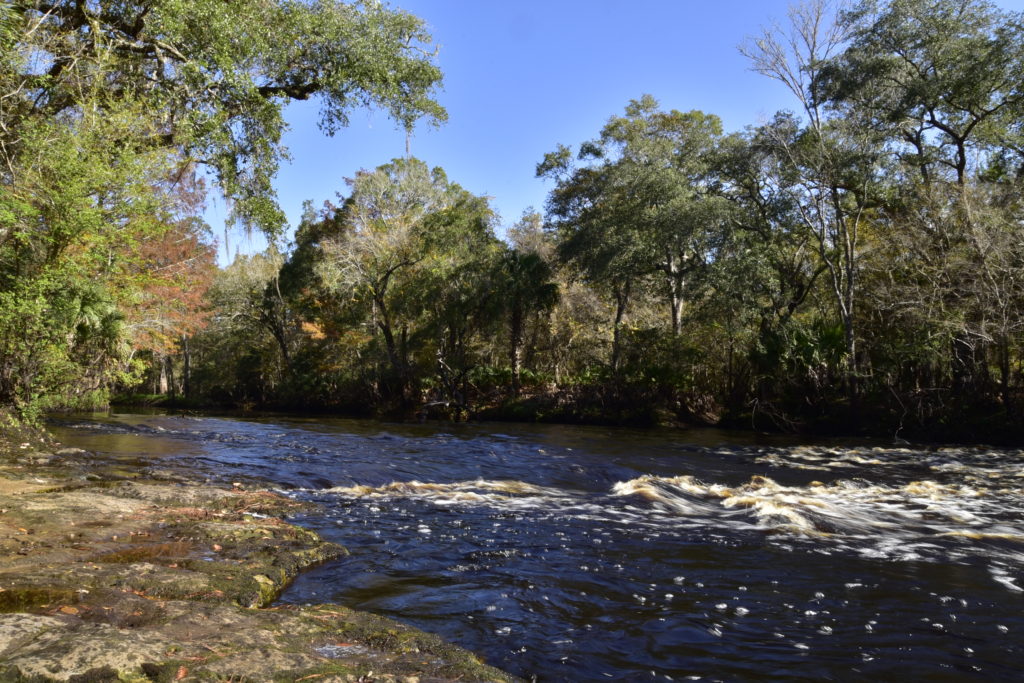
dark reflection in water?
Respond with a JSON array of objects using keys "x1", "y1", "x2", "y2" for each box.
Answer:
[{"x1": 50, "y1": 413, "x2": 1024, "y2": 681}]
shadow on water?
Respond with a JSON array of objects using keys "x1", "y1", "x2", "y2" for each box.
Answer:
[{"x1": 50, "y1": 411, "x2": 1024, "y2": 681}]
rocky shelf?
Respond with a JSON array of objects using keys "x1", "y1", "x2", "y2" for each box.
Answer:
[{"x1": 0, "y1": 439, "x2": 516, "y2": 682}]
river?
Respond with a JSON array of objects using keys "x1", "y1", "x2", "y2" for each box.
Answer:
[{"x1": 49, "y1": 413, "x2": 1024, "y2": 681}]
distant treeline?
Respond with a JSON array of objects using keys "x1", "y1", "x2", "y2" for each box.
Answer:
[{"x1": 5, "y1": 0, "x2": 1024, "y2": 442}]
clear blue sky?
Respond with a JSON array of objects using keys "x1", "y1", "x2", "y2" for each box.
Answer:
[{"x1": 209, "y1": 0, "x2": 1024, "y2": 261}]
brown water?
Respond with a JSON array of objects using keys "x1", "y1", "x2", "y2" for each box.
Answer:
[{"x1": 50, "y1": 413, "x2": 1024, "y2": 681}]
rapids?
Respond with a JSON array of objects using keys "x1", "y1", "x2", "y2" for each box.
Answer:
[{"x1": 49, "y1": 414, "x2": 1024, "y2": 681}]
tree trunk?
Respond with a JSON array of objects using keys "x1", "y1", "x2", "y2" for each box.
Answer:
[
  {"x1": 951, "y1": 332, "x2": 975, "y2": 396},
  {"x1": 510, "y1": 302, "x2": 524, "y2": 397},
  {"x1": 611, "y1": 281, "x2": 630, "y2": 374},
  {"x1": 998, "y1": 336, "x2": 1012, "y2": 411},
  {"x1": 158, "y1": 353, "x2": 169, "y2": 395},
  {"x1": 164, "y1": 355, "x2": 176, "y2": 399},
  {"x1": 181, "y1": 335, "x2": 192, "y2": 399},
  {"x1": 670, "y1": 279, "x2": 684, "y2": 336},
  {"x1": 843, "y1": 314, "x2": 858, "y2": 414},
  {"x1": 667, "y1": 253, "x2": 685, "y2": 336},
  {"x1": 374, "y1": 297, "x2": 403, "y2": 378}
]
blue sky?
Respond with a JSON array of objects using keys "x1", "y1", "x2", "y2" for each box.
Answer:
[{"x1": 209, "y1": 0, "x2": 1024, "y2": 261}]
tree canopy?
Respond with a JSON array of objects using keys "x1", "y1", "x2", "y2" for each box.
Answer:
[
  {"x1": 4, "y1": 0, "x2": 445, "y2": 231},
  {"x1": 0, "y1": 0, "x2": 444, "y2": 420},
  {"x1": 6, "y1": 0, "x2": 1024, "y2": 442}
]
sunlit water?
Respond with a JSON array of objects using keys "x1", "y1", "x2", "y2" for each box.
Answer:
[{"x1": 49, "y1": 414, "x2": 1024, "y2": 681}]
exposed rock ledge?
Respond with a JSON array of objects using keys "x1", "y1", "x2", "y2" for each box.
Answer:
[{"x1": 0, "y1": 443, "x2": 517, "y2": 682}]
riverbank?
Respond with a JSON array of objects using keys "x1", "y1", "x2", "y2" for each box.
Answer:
[
  {"x1": 0, "y1": 433, "x2": 516, "y2": 681},
  {"x1": 112, "y1": 388, "x2": 1024, "y2": 448}
]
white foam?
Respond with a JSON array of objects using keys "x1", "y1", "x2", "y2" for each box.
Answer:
[{"x1": 310, "y1": 444, "x2": 1024, "y2": 587}]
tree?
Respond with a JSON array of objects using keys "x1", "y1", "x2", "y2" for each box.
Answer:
[
  {"x1": 413, "y1": 188, "x2": 503, "y2": 413},
  {"x1": 110, "y1": 166, "x2": 217, "y2": 398},
  {"x1": 313, "y1": 158, "x2": 500, "y2": 408},
  {"x1": 317, "y1": 159, "x2": 449, "y2": 392},
  {"x1": 0, "y1": 99, "x2": 179, "y2": 414},
  {"x1": 499, "y1": 248, "x2": 559, "y2": 396},
  {"x1": 540, "y1": 96, "x2": 732, "y2": 375},
  {"x1": 820, "y1": 0, "x2": 1024, "y2": 403},
  {"x1": 540, "y1": 142, "x2": 643, "y2": 372},
  {"x1": 698, "y1": 127, "x2": 829, "y2": 418},
  {"x1": 822, "y1": 0, "x2": 1024, "y2": 188},
  {"x1": 507, "y1": 210, "x2": 604, "y2": 388},
  {"x1": 743, "y1": 0, "x2": 887, "y2": 409},
  {"x1": 192, "y1": 249, "x2": 293, "y2": 405}
]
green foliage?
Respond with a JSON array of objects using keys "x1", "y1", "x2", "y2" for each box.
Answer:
[
  {"x1": 5, "y1": 0, "x2": 445, "y2": 233},
  {"x1": 39, "y1": 0, "x2": 1024, "y2": 441},
  {"x1": 189, "y1": 158, "x2": 508, "y2": 412},
  {"x1": 0, "y1": 0, "x2": 444, "y2": 422},
  {"x1": 541, "y1": 94, "x2": 733, "y2": 348},
  {"x1": 0, "y1": 271, "x2": 135, "y2": 421}
]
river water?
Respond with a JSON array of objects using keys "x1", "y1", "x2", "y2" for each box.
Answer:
[{"x1": 49, "y1": 413, "x2": 1024, "y2": 681}]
